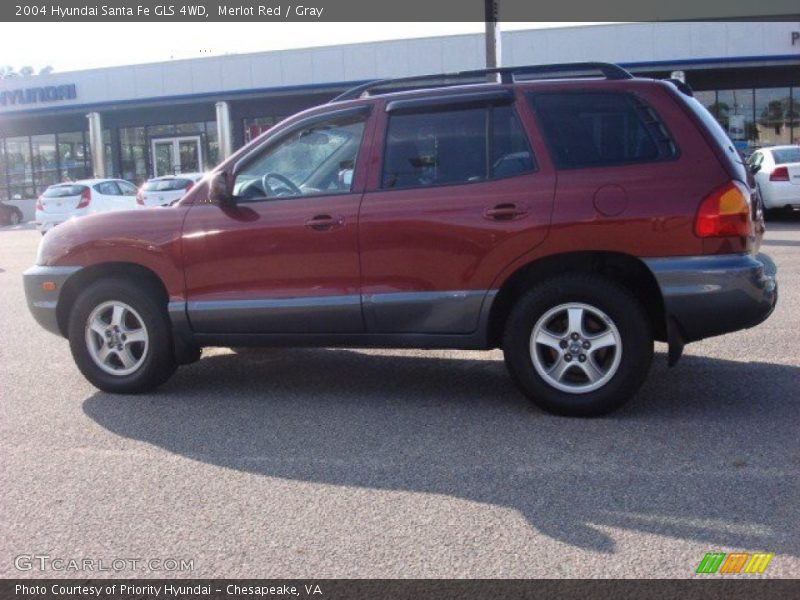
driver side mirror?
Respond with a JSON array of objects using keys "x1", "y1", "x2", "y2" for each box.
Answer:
[
  {"x1": 750, "y1": 163, "x2": 761, "y2": 174},
  {"x1": 208, "y1": 171, "x2": 234, "y2": 204}
]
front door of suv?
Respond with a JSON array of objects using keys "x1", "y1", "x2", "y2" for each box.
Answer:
[
  {"x1": 182, "y1": 106, "x2": 373, "y2": 334},
  {"x1": 358, "y1": 92, "x2": 555, "y2": 335}
]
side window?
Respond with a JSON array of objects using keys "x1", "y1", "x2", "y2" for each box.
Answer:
[
  {"x1": 382, "y1": 104, "x2": 534, "y2": 190},
  {"x1": 116, "y1": 181, "x2": 138, "y2": 195},
  {"x1": 491, "y1": 105, "x2": 536, "y2": 178},
  {"x1": 233, "y1": 112, "x2": 367, "y2": 201},
  {"x1": 95, "y1": 181, "x2": 121, "y2": 195},
  {"x1": 530, "y1": 92, "x2": 677, "y2": 169}
]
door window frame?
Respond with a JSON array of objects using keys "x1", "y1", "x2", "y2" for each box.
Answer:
[
  {"x1": 228, "y1": 105, "x2": 374, "y2": 205},
  {"x1": 365, "y1": 93, "x2": 538, "y2": 194}
]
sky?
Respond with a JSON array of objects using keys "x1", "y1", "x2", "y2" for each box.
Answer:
[{"x1": 0, "y1": 22, "x2": 602, "y2": 73}]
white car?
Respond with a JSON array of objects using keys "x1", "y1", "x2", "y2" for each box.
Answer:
[
  {"x1": 749, "y1": 145, "x2": 800, "y2": 214},
  {"x1": 136, "y1": 173, "x2": 204, "y2": 207},
  {"x1": 35, "y1": 179, "x2": 139, "y2": 234}
]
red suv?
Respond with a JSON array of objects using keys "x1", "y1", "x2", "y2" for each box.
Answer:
[{"x1": 24, "y1": 63, "x2": 777, "y2": 416}]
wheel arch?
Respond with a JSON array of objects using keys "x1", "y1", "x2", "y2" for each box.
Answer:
[
  {"x1": 486, "y1": 251, "x2": 666, "y2": 348},
  {"x1": 55, "y1": 262, "x2": 169, "y2": 338}
]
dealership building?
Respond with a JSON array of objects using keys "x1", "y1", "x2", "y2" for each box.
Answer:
[{"x1": 0, "y1": 21, "x2": 798, "y2": 216}]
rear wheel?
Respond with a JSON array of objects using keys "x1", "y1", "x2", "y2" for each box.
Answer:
[
  {"x1": 68, "y1": 278, "x2": 176, "y2": 393},
  {"x1": 9, "y1": 210, "x2": 21, "y2": 225},
  {"x1": 503, "y1": 274, "x2": 653, "y2": 417}
]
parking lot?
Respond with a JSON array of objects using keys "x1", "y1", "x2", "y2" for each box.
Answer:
[{"x1": 0, "y1": 220, "x2": 798, "y2": 579}]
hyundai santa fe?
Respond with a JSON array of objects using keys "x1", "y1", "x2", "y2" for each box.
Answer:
[{"x1": 24, "y1": 63, "x2": 778, "y2": 416}]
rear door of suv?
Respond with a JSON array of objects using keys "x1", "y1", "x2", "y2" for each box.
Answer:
[{"x1": 358, "y1": 89, "x2": 556, "y2": 335}]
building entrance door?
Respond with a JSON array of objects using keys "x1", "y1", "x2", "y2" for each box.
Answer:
[{"x1": 151, "y1": 136, "x2": 203, "y2": 176}]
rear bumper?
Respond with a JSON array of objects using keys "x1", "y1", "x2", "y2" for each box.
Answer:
[
  {"x1": 644, "y1": 253, "x2": 777, "y2": 343},
  {"x1": 23, "y1": 265, "x2": 81, "y2": 336}
]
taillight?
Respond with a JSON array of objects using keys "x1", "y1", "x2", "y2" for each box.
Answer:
[
  {"x1": 695, "y1": 181, "x2": 751, "y2": 238},
  {"x1": 136, "y1": 191, "x2": 145, "y2": 205},
  {"x1": 769, "y1": 166, "x2": 790, "y2": 182},
  {"x1": 76, "y1": 187, "x2": 91, "y2": 209},
  {"x1": 184, "y1": 181, "x2": 194, "y2": 192},
  {"x1": 36, "y1": 195, "x2": 44, "y2": 211}
]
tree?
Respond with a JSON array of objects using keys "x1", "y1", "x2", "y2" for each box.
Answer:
[{"x1": 19, "y1": 66, "x2": 34, "y2": 77}]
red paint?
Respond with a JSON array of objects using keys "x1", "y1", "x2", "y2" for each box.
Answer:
[{"x1": 39, "y1": 77, "x2": 755, "y2": 310}]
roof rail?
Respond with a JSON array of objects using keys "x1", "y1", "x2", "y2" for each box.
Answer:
[{"x1": 331, "y1": 62, "x2": 633, "y2": 103}]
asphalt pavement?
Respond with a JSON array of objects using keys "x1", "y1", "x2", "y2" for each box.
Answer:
[{"x1": 1, "y1": 219, "x2": 798, "y2": 578}]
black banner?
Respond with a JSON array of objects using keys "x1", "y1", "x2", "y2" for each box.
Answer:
[
  {"x1": 4, "y1": 0, "x2": 800, "y2": 22},
  {"x1": 3, "y1": 580, "x2": 800, "y2": 600}
]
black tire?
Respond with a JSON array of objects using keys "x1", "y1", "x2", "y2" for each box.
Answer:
[
  {"x1": 67, "y1": 277, "x2": 177, "y2": 393},
  {"x1": 502, "y1": 274, "x2": 653, "y2": 417},
  {"x1": 9, "y1": 210, "x2": 21, "y2": 225},
  {"x1": 764, "y1": 207, "x2": 788, "y2": 221}
]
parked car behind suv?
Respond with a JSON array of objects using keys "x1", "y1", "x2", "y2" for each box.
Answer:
[
  {"x1": 136, "y1": 173, "x2": 204, "y2": 207},
  {"x1": 24, "y1": 63, "x2": 777, "y2": 416},
  {"x1": 748, "y1": 145, "x2": 800, "y2": 217},
  {"x1": 35, "y1": 179, "x2": 139, "y2": 233}
]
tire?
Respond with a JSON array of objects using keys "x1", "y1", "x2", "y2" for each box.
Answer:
[
  {"x1": 9, "y1": 210, "x2": 21, "y2": 225},
  {"x1": 67, "y1": 277, "x2": 177, "y2": 393},
  {"x1": 502, "y1": 274, "x2": 653, "y2": 417},
  {"x1": 764, "y1": 207, "x2": 788, "y2": 221}
]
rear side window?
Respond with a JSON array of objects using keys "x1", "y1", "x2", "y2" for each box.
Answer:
[
  {"x1": 529, "y1": 92, "x2": 677, "y2": 169},
  {"x1": 143, "y1": 179, "x2": 190, "y2": 192},
  {"x1": 382, "y1": 104, "x2": 534, "y2": 189},
  {"x1": 43, "y1": 185, "x2": 86, "y2": 197},
  {"x1": 772, "y1": 147, "x2": 800, "y2": 165}
]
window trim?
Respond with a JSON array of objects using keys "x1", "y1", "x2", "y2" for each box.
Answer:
[
  {"x1": 230, "y1": 106, "x2": 372, "y2": 204},
  {"x1": 527, "y1": 90, "x2": 680, "y2": 171},
  {"x1": 379, "y1": 101, "x2": 537, "y2": 192},
  {"x1": 385, "y1": 89, "x2": 514, "y2": 114}
]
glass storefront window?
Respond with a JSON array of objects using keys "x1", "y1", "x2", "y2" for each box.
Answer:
[
  {"x1": 103, "y1": 129, "x2": 114, "y2": 179},
  {"x1": 5, "y1": 137, "x2": 34, "y2": 200},
  {"x1": 57, "y1": 131, "x2": 89, "y2": 181},
  {"x1": 754, "y1": 88, "x2": 793, "y2": 148},
  {"x1": 716, "y1": 89, "x2": 755, "y2": 150},
  {"x1": 0, "y1": 141, "x2": 7, "y2": 202},
  {"x1": 120, "y1": 127, "x2": 147, "y2": 184},
  {"x1": 205, "y1": 121, "x2": 219, "y2": 168},
  {"x1": 31, "y1": 134, "x2": 59, "y2": 195},
  {"x1": 790, "y1": 88, "x2": 800, "y2": 145}
]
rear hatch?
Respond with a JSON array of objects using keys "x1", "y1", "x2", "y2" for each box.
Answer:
[
  {"x1": 673, "y1": 86, "x2": 766, "y2": 248},
  {"x1": 39, "y1": 184, "x2": 88, "y2": 214},
  {"x1": 141, "y1": 178, "x2": 192, "y2": 205}
]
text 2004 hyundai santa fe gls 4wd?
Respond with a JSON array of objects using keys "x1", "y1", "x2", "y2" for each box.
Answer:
[{"x1": 24, "y1": 63, "x2": 778, "y2": 416}]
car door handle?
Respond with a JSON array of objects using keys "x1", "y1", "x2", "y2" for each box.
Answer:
[
  {"x1": 483, "y1": 203, "x2": 528, "y2": 221},
  {"x1": 305, "y1": 214, "x2": 344, "y2": 231}
]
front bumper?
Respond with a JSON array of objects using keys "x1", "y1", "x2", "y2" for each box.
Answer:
[
  {"x1": 644, "y1": 253, "x2": 777, "y2": 343},
  {"x1": 23, "y1": 265, "x2": 81, "y2": 336}
]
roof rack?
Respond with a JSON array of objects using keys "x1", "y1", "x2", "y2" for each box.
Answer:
[{"x1": 331, "y1": 62, "x2": 633, "y2": 103}]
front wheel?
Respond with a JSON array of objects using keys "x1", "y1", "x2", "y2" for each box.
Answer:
[
  {"x1": 68, "y1": 278, "x2": 177, "y2": 393},
  {"x1": 503, "y1": 274, "x2": 653, "y2": 417}
]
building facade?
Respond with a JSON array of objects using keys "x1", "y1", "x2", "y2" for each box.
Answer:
[{"x1": 0, "y1": 21, "x2": 798, "y2": 215}]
